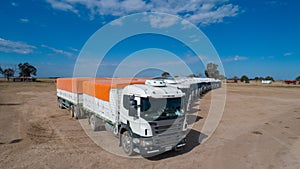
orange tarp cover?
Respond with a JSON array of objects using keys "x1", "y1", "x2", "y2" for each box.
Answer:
[
  {"x1": 56, "y1": 78, "x2": 107, "y2": 93},
  {"x1": 83, "y1": 78, "x2": 147, "y2": 101}
]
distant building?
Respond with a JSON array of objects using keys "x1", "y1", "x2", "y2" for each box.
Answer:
[
  {"x1": 9, "y1": 77, "x2": 36, "y2": 82},
  {"x1": 262, "y1": 80, "x2": 272, "y2": 84}
]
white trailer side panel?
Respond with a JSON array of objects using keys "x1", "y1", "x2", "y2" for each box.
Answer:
[
  {"x1": 57, "y1": 89, "x2": 82, "y2": 104},
  {"x1": 83, "y1": 92, "x2": 118, "y2": 124},
  {"x1": 109, "y1": 88, "x2": 123, "y2": 123}
]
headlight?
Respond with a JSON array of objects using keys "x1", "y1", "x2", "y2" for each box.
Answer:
[
  {"x1": 140, "y1": 140, "x2": 153, "y2": 146},
  {"x1": 132, "y1": 138, "x2": 140, "y2": 144}
]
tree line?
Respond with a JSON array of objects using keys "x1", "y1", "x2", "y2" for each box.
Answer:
[
  {"x1": 161, "y1": 62, "x2": 300, "y2": 82},
  {"x1": 231, "y1": 75, "x2": 275, "y2": 83},
  {"x1": 0, "y1": 62, "x2": 37, "y2": 81},
  {"x1": 161, "y1": 62, "x2": 226, "y2": 79},
  {"x1": 232, "y1": 75, "x2": 300, "y2": 82}
]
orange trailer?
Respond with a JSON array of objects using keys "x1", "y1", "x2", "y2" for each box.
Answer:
[
  {"x1": 83, "y1": 78, "x2": 147, "y2": 101},
  {"x1": 57, "y1": 77, "x2": 148, "y2": 119}
]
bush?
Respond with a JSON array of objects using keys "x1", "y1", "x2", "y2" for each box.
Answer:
[
  {"x1": 265, "y1": 76, "x2": 274, "y2": 81},
  {"x1": 240, "y1": 75, "x2": 249, "y2": 83}
]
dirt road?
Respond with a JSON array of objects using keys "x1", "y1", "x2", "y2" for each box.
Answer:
[{"x1": 0, "y1": 81, "x2": 299, "y2": 169}]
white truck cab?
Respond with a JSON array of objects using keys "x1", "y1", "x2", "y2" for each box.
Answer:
[{"x1": 117, "y1": 80, "x2": 187, "y2": 156}]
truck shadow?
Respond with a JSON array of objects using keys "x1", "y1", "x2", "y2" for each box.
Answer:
[
  {"x1": 144, "y1": 98, "x2": 206, "y2": 160},
  {"x1": 0, "y1": 103, "x2": 23, "y2": 106},
  {"x1": 145, "y1": 129, "x2": 207, "y2": 160},
  {"x1": 186, "y1": 114, "x2": 203, "y2": 125},
  {"x1": 186, "y1": 106, "x2": 200, "y2": 114}
]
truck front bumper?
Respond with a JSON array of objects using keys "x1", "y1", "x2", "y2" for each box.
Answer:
[{"x1": 134, "y1": 138, "x2": 186, "y2": 157}]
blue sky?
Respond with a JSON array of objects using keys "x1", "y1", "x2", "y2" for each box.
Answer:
[{"x1": 0, "y1": 0, "x2": 299, "y2": 79}]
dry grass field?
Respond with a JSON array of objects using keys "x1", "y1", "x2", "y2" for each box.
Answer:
[{"x1": 0, "y1": 79, "x2": 299, "y2": 169}]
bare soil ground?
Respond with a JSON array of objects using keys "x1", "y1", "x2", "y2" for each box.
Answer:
[{"x1": 0, "y1": 81, "x2": 299, "y2": 169}]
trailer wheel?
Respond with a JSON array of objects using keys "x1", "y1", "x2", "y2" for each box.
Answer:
[
  {"x1": 73, "y1": 106, "x2": 79, "y2": 120},
  {"x1": 58, "y1": 98, "x2": 64, "y2": 109},
  {"x1": 121, "y1": 131, "x2": 134, "y2": 156},
  {"x1": 70, "y1": 105, "x2": 74, "y2": 118}
]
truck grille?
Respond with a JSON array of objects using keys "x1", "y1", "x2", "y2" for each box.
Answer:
[{"x1": 149, "y1": 118, "x2": 184, "y2": 147}]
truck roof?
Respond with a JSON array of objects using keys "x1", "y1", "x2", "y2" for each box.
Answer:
[
  {"x1": 123, "y1": 84, "x2": 185, "y2": 98},
  {"x1": 82, "y1": 78, "x2": 148, "y2": 101}
]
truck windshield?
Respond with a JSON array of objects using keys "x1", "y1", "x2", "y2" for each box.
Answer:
[{"x1": 140, "y1": 97, "x2": 184, "y2": 121}]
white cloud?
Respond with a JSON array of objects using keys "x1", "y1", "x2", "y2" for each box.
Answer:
[
  {"x1": 121, "y1": 0, "x2": 148, "y2": 12},
  {"x1": 110, "y1": 19, "x2": 123, "y2": 26},
  {"x1": 189, "y1": 35, "x2": 201, "y2": 42},
  {"x1": 181, "y1": 20, "x2": 194, "y2": 29},
  {"x1": 45, "y1": 0, "x2": 240, "y2": 26},
  {"x1": 187, "y1": 4, "x2": 239, "y2": 25},
  {"x1": 149, "y1": 15, "x2": 178, "y2": 28},
  {"x1": 265, "y1": 0, "x2": 285, "y2": 6},
  {"x1": 69, "y1": 47, "x2": 79, "y2": 52},
  {"x1": 41, "y1": 44, "x2": 75, "y2": 58},
  {"x1": 0, "y1": 37, "x2": 36, "y2": 54},
  {"x1": 20, "y1": 18, "x2": 29, "y2": 23},
  {"x1": 185, "y1": 55, "x2": 206, "y2": 63},
  {"x1": 224, "y1": 55, "x2": 248, "y2": 62},
  {"x1": 46, "y1": 0, "x2": 78, "y2": 14},
  {"x1": 283, "y1": 52, "x2": 292, "y2": 56},
  {"x1": 11, "y1": 2, "x2": 18, "y2": 6},
  {"x1": 234, "y1": 55, "x2": 247, "y2": 61},
  {"x1": 261, "y1": 55, "x2": 275, "y2": 60}
]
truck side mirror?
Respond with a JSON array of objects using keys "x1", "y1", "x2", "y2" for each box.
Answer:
[
  {"x1": 129, "y1": 95, "x2": 137, "y2": 105},
  {"x1": 128, "y1": 95, "x2": 138, "y2": 117},
  {"x1": 130, "y1": 100, "x2": 137, "y2": 106},
  {"x1": 129, "y1": 95, "x2": 135, "y2": 101},
  {"x1": 129, "y1": 105, "x2": 138, "y2": 117}
]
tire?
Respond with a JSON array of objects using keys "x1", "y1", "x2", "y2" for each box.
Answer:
[
  {"x1": 73, "y1": 105, "x2": 79, "y2": 120},
  {"x1": 70, "y1": 105, "x2": 74, "y2": 118},
  {"x1": 121, "y1": 131, "x2": 134, "y2": 156},
  {"x1": 58, "y1": 98, "x2": 64, "y2": 109},
  {"x1": 88, "y1": 113, "x2": 91, "y2": 124},
  {"x1": 90, "y1": 114, "x2": 97, "y2": 131}
]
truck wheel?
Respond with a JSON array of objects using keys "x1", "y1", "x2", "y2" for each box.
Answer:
[
  {"x1": 90, "y1": 114, "x2": 97, "y2": 131},
  {"x1": 70, "y1": 105, "x2": 74, "y2": 118},
  {"x1": 73, "y1": 106, "x2": 79, "y2": 120},
  {"x1": 121, "y1": 131, "x2": 134, "y2": 156},
  {"x1": 58, "y1": 98, "x2": 64, "y2": 109}
]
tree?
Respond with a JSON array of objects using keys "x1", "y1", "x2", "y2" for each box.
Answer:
[
  {"x1": 232, "y1": 76, "x2": 239, "y2": 83},
  {"x1": 219, "y1": 75, "x2": 225, "y2": 80},
  {"x1": 2, "y1": 68, "x2": 15, "y2": 80},
  {"x1": 240, "y1": 75, "x2": 249, "y2": 83},
  {"x1": 205, "y1": 62, "x2": 223, "y2": 79},
  {"x1": 265, "y1": 76, "x2": 274, "y2": 81},
  {"x1": 0, "y1": 66, "x2": 2, "y2": 74},
  {"x1": 188, "y1": 74, "x2": 196, "y2": 77},
  {"x1": 204, "y1": 70, "x2": 209, "y2": 78},
  {"x1": 18, "y1": 62, "x2": 37, "y2": 77},
  {"x1": 295, "y1": 76, "x2": 300, "y2": 81},
  {"x1": 161, "y1": 71, "x2": 170, "y2": 77}
]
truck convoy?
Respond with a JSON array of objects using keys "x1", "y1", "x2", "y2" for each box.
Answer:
[
  {"x1": 163, "y1": 77, "x2": 221, "y2": 112},
  {"x1": 56, "y1": 77, "x2": 221, "y2": 156}
]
